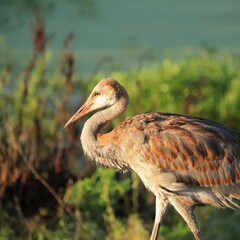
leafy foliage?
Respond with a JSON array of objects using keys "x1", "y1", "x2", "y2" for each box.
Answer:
[{"x1": 1, "y1": 49, "x2": 240, "y2": 239}]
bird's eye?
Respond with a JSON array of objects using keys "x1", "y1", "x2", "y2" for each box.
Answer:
[{"x1": 94, "y1": 91, "x2": 101, "y2": 97}]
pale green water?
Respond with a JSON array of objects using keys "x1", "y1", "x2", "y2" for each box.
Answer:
[{"x1": 1, "y1": 0, "x2": 240, "y2": 75}]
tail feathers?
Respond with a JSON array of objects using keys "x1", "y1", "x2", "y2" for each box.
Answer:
[
  {"x1": 219, "y1": 195, "x2": 240, "y2": 209},
  {"x1": 213, "y1": 184, "x2": 240, "y2": 209}
]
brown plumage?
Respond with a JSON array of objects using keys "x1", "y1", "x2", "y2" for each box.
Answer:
[{"x1": 65, "y1": 78, "x2": 240, "y2": 240}]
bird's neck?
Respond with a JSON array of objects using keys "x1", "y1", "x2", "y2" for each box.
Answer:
[{"x1": 81, "y1": 94, "x2": 129, "y2": 169}]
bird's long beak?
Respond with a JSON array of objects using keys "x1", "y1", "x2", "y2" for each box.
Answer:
[{"x1": 64, "y1": 100, "x2": 93, "y2": 128}]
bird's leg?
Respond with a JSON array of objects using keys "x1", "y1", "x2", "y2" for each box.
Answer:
[
  {"x1": 150, "y1": 196, "x2": 169, "y2": 240},
  {"x1": 169, "y1": 198, "x2": 204, "y2": 240}
]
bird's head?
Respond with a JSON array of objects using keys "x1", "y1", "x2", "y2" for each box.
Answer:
[{"x1": 64, "y1": 78, "x2": 127, "y2": 128}]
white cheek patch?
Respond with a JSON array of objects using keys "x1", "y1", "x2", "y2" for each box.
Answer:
[
  {"x1": 93, "y1": 95, "x2": 115, "y2": 109},
  {"x1": 94, "y1": 96, "x2": 107, "y2": 108}
]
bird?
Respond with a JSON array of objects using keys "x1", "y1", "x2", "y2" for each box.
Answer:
[{"x1": 65, "y1": 78, "x2": 240, "y2": 240}]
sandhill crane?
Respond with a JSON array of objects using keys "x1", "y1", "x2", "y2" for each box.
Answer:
[{"x1": 65, "y1": 78, "x2": 240, "y2": 240}]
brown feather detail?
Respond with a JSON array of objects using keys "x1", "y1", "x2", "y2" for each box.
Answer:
[
  {"x1": 96, "y1": 110, "x2": 240, "y2": 191},
  {"x1": 97, "y1": 131, "x2": 122, "y2": 146},
  {"x1": 104, "y1": 112, "x2": 240, "y2": 189}
]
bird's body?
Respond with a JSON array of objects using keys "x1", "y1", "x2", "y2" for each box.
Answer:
[{"x1": 65, "y1": 78, "x2": 240, "y2": 240}]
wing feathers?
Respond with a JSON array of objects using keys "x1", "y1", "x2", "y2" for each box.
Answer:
[
  {"x1": 127, "y1": 113, "x2": 240, "y2": 192},
  {"x1": 99, "y1": 112, "x2": 240, "y2": 200}
]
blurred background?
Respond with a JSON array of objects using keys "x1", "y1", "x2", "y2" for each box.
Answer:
[{"x1": 0, "y1": 0, "x2": 240, "y2": 239}]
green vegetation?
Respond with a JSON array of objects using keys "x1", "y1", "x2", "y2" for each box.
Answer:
[{"x1": 1, "y1": 40, "x2": 240, "y2": 240}]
